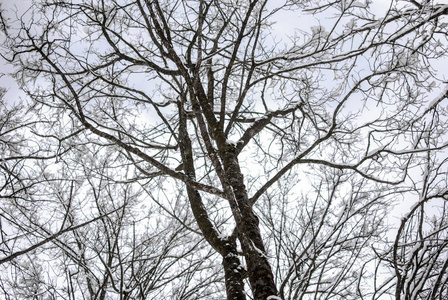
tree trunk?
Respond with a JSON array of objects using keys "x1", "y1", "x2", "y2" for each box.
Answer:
[
  {"x1": 222, "y1": 241, "x2": 247, "y2": 300},
  {"x1": 222, "y1": 144, "x2": 278, "y2": 299},
  {"x1": 179, "y1": 104, "x2": 249, "y2": 299}
]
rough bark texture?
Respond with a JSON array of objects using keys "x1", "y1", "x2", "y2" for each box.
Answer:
[
  {"x1": 222, "y1": 242, "x2": 247, "y2": 300},
  {"x1": 221, "y1": 144, "x2": 278, "y2": 299}
]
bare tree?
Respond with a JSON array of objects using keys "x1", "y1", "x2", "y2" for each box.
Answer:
[
  {"x1": 0, "y1": 119, "x2": 224, "y2": 299},
  {"x1": 0, "y1": 91, "x2": 223, "y2": 299},
  {"x1": 374, "y1": 124, "x2": 448, "y2": 300},
  {"x1": 1, "y1": 0, "x2": 448, "y2": 299}
]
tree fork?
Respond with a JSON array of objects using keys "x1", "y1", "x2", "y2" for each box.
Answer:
[{"x1": 179, "y1": 102, "x2": 248, "y2": 299}]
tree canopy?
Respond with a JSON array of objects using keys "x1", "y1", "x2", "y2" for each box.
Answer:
[{"x1": 1, "y1": 0, "x2": 448, "y2": 299}]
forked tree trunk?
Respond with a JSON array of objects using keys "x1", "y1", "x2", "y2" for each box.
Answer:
[
  {"x1": 222, "y1": 144, "x2": 278, "y2": 300},
  {"x1": 179, "y1": 105, "x2": 249, "y2": 299}
]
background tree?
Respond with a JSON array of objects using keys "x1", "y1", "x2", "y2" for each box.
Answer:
[
  {"x1": 0, "y1": 90, "x2": 223, "y2": 299},
  {"x1": 1, "y1": 0, "x2": 448, "y2": 299}
]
